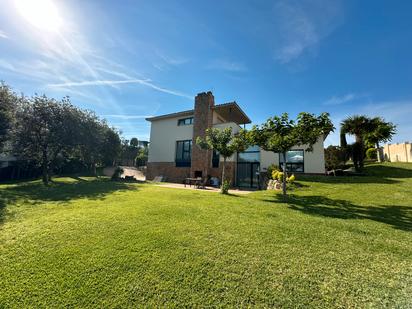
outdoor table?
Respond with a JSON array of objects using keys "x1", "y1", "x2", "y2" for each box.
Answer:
[{"x1": 184, "y1": 177, "x2": 202, "y2": 187}]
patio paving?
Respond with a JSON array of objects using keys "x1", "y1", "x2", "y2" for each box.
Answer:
[{"x1": 155, "y1": 183, "x2": 255, "y2": 195}]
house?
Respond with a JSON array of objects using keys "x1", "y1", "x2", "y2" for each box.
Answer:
[
  {"x1": 383, "y1": 142, "x2": 412, "y2": 162},
  {"x1": 146, "y1": 91, "x2": 326, "y2": 188},
  {"x1": 0, "y1": 154, "x2": 16, "y2": 168}
]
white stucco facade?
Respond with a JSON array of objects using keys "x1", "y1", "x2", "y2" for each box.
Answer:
[
  {"x1": 260, "y1": 137, "x2": 325, "y2": 174},
  {"x1": 146, "y1": 92, "x2": 327, "y2": 186},
  {"x1": 148, "y1": 115, "x2": 325, "y2": 173},
  {"x1": 148, "y1": 115, "x2": 194, "y2": 163}
]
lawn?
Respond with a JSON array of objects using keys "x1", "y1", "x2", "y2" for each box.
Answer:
[{"x1": 0, "y1": 163, "x2": 411, "y2": 307}]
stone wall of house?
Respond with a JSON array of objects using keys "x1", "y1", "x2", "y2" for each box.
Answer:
[
  {"x1": 146, "y1": 162, "x2": 191, "y2": 183},
  {"x1": 383, "y1": 142, "x2": 412, "y2": 162},
  {"x1": 191, "y1": 91, "x2": 214, "y2": 178}
]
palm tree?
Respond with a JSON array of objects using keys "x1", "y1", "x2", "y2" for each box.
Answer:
[
  {"x1": 340, "y1": 115, "x2": 373, "y2": 171},
  {"x1": 365, "y1": 117, "x2": 396, "y2": 162}
]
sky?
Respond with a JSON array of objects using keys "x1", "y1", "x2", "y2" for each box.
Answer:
[{"x1": 0, "y1": 0, "x2": 411, "y2": 145}]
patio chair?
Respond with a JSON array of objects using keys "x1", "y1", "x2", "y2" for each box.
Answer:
[{"x1": 196, "y1": 177, "x2": 209, "y2": 189}]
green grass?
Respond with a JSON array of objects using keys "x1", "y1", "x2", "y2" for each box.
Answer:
[{"x1": 0, "y1": 163, "x2": 411, "y2": 307}]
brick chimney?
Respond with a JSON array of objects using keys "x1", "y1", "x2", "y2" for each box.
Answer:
[{"x1": 191, "y1": 91, "x2": 214, "y2": 178}]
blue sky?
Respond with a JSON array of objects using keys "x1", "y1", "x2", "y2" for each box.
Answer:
[{"x1": 1, "y1": 0, "x2": 411, "y2": 145}]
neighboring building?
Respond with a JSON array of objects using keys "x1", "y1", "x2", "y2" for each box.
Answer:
[
  {"x1": 137, "y1": 140, "x2": 149, "y2": 148},
  {"x1": 0, "y1": 154, "x2": 16, "y2": 168},
  {"x1": 383, "y1": 142, "x2": 412, "y2": 162},
  {"x1": 146, "y1": 91, "x2": 326, "y2": 188}
]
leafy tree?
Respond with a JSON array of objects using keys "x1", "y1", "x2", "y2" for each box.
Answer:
[
  {"x1": 119, "y1": 138, "x2": 142, "y2": 166},
  {"x1": 135, "y1": 146, "x2": 148, "y2": 167},
  {"x1": 0, "y1": 83, "x2": 19, "y2": 151},
  {"x1": 250, "y1": 112, "x2": 333, "y2": 198},
  {"x1": 196, "y1": 127, "x2": 249, "y2": 194},
  {"x1": 324, "y1": 145, "x2": 346, "y2": 172},
  {"x1": 101, "y1": 127, "x2": 122, "y2": 166},
  {"x1": 14, "y1": 95, "x2": 74, "y2": 184},
  {"x1": 130, "y1": 137, "x2": 139, "y2": 148},
  {"x1": 340, "y1": 115, "x2": 374, "y2": 171},
  {"x1": 365, "y1": 117, "x2": 396, "y2": 162},
  {"x1": 13, "y1": 94, "x2": 122, "y2": 183}
]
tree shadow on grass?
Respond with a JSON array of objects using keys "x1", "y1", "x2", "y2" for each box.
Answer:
[
  {"x1": 299, "y1": 164, "x2": 412, "y2": 185},
  {"x1": 0, "y1": 178, "x2": 136, "y2": 225},
  {"x1": 266, "y1": 194, "x2": 412, "y2": 232}
]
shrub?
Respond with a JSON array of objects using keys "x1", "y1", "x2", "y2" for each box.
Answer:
[
  {"x1": 111, "y1": 167, "x2": 124, "y2": 180},
  {"x1": 366, "y1": 148, "x2": 377, "y2": 160},
  {"x1": 287, "y1": 174, "x2": 295, "y2": 183},
  {"x1": 325, "y1": 145, "x2": 346, "y2": 170},
  {"x1": 272, "y1": 170, "x2": 284, "y2": 182},
  {"x1": 267, "y1": 164, "x2": 279, "y2": 179},
  {"x1": 221, "y1": 180, "x2": 231, "y2": 194}
]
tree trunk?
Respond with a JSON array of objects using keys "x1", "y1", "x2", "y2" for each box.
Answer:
[
  {"x1": 221, "y1": 157, "x2": 226, "y2": 193},
  {"x1": 376, "y1": 142, "x2": 382, "y2": 162},
  {"x1": 282, "y1": 152, "x2": 287, "y2": 199},
  {"x1": 352, "y1": 135, "x2": 364, "y2": 172},
  {"x1": 92, "y1": 162, "x2": 97, "y2": 177},
  {"x1": 340, "y1": 132, "x2": 349, "y2": 162},
  {"x1": 357, "y1": 135, "x2": 365, "y2": 170},
  {"x1": 42, "y1": 149, "x2": 49, "y2": 185}
]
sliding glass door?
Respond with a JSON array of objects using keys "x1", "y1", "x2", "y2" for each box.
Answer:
[{"x1": 237, "y1": 146, "x2": 260, "y2": 188}]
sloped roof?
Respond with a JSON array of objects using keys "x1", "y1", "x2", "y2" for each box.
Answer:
[
  {"x1": 213, "y1": 102, "x2": 251, "y2": 124},
  {"x1": 145, "y1": 102, "x2": 251, "y2": 125},
  {"x1": 145, "y1": 109, "x2": 194, "y2": 122}
]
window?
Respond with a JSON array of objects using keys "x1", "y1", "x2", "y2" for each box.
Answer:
[
  {"x1": 177, "y1": 117, "x2": 193, "y2": 126},
  {"x1": 175, "y1": 140, "x2": 192, "y2": 167},
  {"x1": 237, "y1": 145, "x2": 260, "y2": 162},
  {"x1": 279, "y1": 150, "x2": 304, "y2": 172},
  {"x1": 212, "y1": 150, "x2": 219, "y2": 168}
]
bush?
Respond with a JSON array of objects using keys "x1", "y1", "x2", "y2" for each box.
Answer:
[
  {"x1": 220, "y1": 180, "x2": 230, "y2": 194},
  {"x1": 325, "y1": 145, "x2": 346, "y2": 170},
  {"x1": 267, "y1": 164, "x2": 279, "y2": 179},
  {"x1": 111, "y1": 167, "x2": 124, "y2": 180},
  {"x1": 366, "y1": 148, "x2": 377, "y2": 160},
  {"x1": 287, "y1": 174, "x2": 295, "y2": 183},
  {"x1": 272, "y1": 170, "x2": 284, "y2": 182}
]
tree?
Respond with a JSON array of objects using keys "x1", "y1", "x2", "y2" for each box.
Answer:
[
  {"x1": 130, "y1": 137, "x2": 139, "y2": 148},
  {"x1": 13, "y1": 94, "x2": 122, "y2": 183},
  {"x1": 119, "y1": 137, "x2": 141, "y2": 166},
  {"x1": 0, "y1": 83, "x2": 19, "y2": 151},
  {"x1": 365, "y1": 117, "x2": 396, "y2": 162},
  {"x1": 340, "y1": 115, "x2": 374, "y2": 171},
  {"x1": 135, "y1": 146, "x2": 148, "y2": 167},
  {"x1": 196, "y1": 127, "x2": 249, "y2": 194},
  {"x1": 250, "y1": 112, "x2": 334, "y2": 198},
  {"x1": 101, "y1": 127, "x2": 122, "y2": 167},
  {"x1": 324, "y1": 145, "x2": 346, "y2": 172},
  {"x1": 14, "y1": 95, "x2": 73, "y2": 184}
]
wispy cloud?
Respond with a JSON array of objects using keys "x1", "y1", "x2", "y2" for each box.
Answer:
[
  {"x1": 0, "y1": 59, "x2": 15, "y2": 70},
  {"x1": 156, "y1": 50, "x2": 189, "y2": 66},
  {"x1": 48, "y1": 78, "x2": 192, "y2": 99},
  {"x1": 152, "y1": 50, "x2": 190, "y2": 71},
  {"x1": 274, "y1": 0, "x2": 343, "y2": 64},
  {"x1": 206, "y1": 59, "x2": 247, "y2": 72},
  {"x1": 323, "y1": 93, "x2": 367, "y2": 105},
  {"x1": 0, "y1": 30, "x2": 8, "y2": 39}
]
